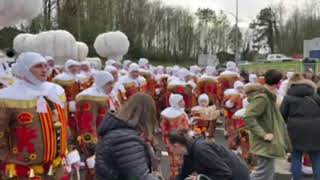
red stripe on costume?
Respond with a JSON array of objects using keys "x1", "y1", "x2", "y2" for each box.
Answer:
[
  {"x1": 46, "y1": 107, "x2": 56, "y2": 160},
  {"x1": 39, "y1": 105, "x2": 56, "y2": 162},
  {"x1": 40, "y1": 113, "x2": 50, "y2": 162},
  {"x1": 56, "y1": 105, "x2": 67, "y2": 156},
  {"x1": 44, "y1": 111, "x2": 53, "y2": 160}
]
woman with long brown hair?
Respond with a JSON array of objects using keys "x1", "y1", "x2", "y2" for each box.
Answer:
[{"x1": 95, "y1": 93, "x2": 161, "y2": 180}]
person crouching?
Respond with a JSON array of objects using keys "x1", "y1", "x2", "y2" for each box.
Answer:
[{"x1": 168, "y1": 129, "x2": 250, "y2": 180}]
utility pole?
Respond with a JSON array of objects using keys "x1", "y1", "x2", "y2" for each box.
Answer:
[
  {"x1": 235, "y1": 0, "x2": 239, "y2": 64},
  {"x1": 77, "y1": 0, "x2": 81, "y2": 40}
]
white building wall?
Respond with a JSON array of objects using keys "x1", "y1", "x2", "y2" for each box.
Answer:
[{"x1": 304, "y1": 38, "x2": 320, "y2": 58}]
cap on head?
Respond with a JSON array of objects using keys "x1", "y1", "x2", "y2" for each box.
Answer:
[
  {"x1": 129, "y1": 63, "x2": 139, "y2": 73},
  {"x1": 198, "y1": 94, "x2": 209, "y2": 105},
  {"x1": 93, "y1": 71, "x2": 114, "y2": 90},
  {"x1": 138, "y1": 58, "x2": 149, "y2": 67},
  {"x1": 169, "y1": 93, "x2": 184, "y2": 109},
  {"x1": 65, "y1": 59, "x2": 80, "y2": 70}
]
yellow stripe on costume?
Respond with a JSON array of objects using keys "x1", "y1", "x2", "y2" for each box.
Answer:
[
  {"x1": 53, "y1": 79, "x2": 76, "y2": 86},
  {"x1": 0, "y1": 99, "x2": 37, "y2": 108},
  {"x1": 76, "y1": 95, "x2": 109, "y2": 103}
]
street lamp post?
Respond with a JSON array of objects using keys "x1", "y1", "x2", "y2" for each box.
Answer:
[
  {"x1": 218, "y1": 0, "x2": 241, "y2": 64},
  {"x1": 221, "y1": 1, "x2": 240, "y2": 64},
  {"x1": 235, "y1": 0, "x2": 239, "y2": 64}
]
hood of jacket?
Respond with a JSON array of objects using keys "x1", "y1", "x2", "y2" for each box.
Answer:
[
  {"x1": 244, "y1": 83, "x2": 277, "y2": 103},
  {"x1": 287, "y1": 79, "x2": 317, "y2": 97},
  {"x1": 98, "y1": 112, "x2": 134, "y2": 137}
]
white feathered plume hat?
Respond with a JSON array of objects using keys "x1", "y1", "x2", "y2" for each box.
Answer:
[
  {"x1": 76, "y1": 42, "x2": 89, "y2": 62},
  {"x1": 94, "y1": 31, "x2": 130, "y2": 62},
  {"x1": 13, "y1": 30, "x2": 79, "y2": 65}
]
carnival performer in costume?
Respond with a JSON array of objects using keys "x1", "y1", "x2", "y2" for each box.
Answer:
[
  {"x1": 233, "y1": 96, "x2": 254, "y2": 169},
  {"x1": 279, "y1": 72, "x2": 294, "y2": 97},
  {"x1": 75, "y1": 71, "x2": 116, "y2": 179},
  {"x1": 223, "y1": 81, "x2": 245, "y2": 150},
  {"x1": 190, "y1": 94, "x2": 220, "y2": 141},
  {"x1": 248, "y1": 74, "x2": 258, "y2": 84},
  {"x1": 218, "y1": 61, "x2": 240, "y2": 104},
  {"x1": 167, "y1": 68, "x2": 196, "y2": 113},
  {"x1": 45, "y1": 56, "x2": 60, "y2": 82},
  {"x1": 138, "y1": 58, "x2": 157, "y2": 98},
  {"x1": 195, "y1": 66, "x2": 219, "y2": 105},
  {"x1": 190, "y1": 65, "x2": 202, "y2": 79},
  {"x1": 0, "y1": 52, "x2": 68, "y2": 179},
  {"x1": 53, "y1": 59, "x2": 88, "y2": 145},
  {"x1": 120, "y1": 59, "x2": 131, "y2": 76},
  {"x1": 161, "y1": 94, "x2": 190, "y2": 180},
  {"x1": 105, "y1": 65, "x2": 127, "y2": 106},
  {"x1": 79, "y1": 61, "x2": 94, "y2": 89},
  {"x1": 119, "y1": 63, "x2": 147, "y2": 99},
  {"x1": 155, "y1": 65, "x2": 170, "y2": 115}
]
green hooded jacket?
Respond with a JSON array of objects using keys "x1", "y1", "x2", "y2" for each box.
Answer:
[{"x1": 243, "y1": 84, "x2": 291, "y2": 159}]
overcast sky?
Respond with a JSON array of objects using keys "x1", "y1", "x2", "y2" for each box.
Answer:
[{"x1": 159, "y1": 0, "x2": 302, "y2": 28}]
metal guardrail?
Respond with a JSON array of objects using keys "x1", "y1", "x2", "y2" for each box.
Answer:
[{"x1": 239, "y1": 61, "x2": 320, "y2": 74}]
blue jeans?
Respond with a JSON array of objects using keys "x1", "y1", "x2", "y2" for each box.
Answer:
[{"x1": 291, "y1": 149, "x2": 320, "y2": 180}]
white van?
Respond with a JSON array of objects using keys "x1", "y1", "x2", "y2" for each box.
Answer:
[{"x1": 266, "y1": 54, "x2": 291, "y2": 62}]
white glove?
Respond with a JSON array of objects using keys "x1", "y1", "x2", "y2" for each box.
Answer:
[
  {"x1": 225, "y1": 100, "x2": 235, "y2": 108},
  {"x1": 66, "y1": 165, "x2": 72, "y2": 173},
  {"x1": 86, "y1": 156, "x2": 96, "y2": 169},
  {"x1": 66, "y1": 150, "x2": 81, "y2": 165},
  {"x1": 68, "y1": 101, "x2": 77, "y2": 112},
  {"x1": 234, "y1": 108, "x2": 246, "y2": 118}
]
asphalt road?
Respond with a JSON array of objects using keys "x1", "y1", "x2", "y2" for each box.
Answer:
[{"x1": 160, "y1": 125, "x2": 314, "y2": 180}]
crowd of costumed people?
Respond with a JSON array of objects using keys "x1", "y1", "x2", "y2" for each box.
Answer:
[{"x1": 1, "y1": 12, "x2": 320, "y2": 180}]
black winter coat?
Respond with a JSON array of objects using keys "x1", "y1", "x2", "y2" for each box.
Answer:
[
  {"x1": 95, "y1": 113, "x2": 157, "y2": 180},
  {"x1": 280, "y1": 83, "x2": 320, "y2": 151},
  {"x1": 177, "y1": 138, "x2": 250, "y2": 180}
]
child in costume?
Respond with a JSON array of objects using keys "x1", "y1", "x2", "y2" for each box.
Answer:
[{"x1": 191, "y1": 94, "x2": 220, "y2": 141}]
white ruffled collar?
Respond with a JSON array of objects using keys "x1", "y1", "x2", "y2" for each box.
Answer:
[{"x1": 161, "y1": 107, "x2": 184, "y2": 119}]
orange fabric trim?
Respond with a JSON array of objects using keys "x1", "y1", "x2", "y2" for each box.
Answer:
[
  {"x1": 62, "y1": 106, "x2": 68, "y2": 155},
  {"x1": 43, "y1": 111, "x2": 51, "y2": 161},
  {"x1": 40, "y1": 113, "x2": 50, "y2": 162},
  {"x1": 44, "y1": 112, "x2": 53, "y2": 161},
  {"x1": 59, "y1": 105, "x2": 67, "y2": 155},
  {"x1": 46, "y1": 107, "x2": 56, "y2": 160},
  {"x1": 55, "y1": 105, "x2": 67, "y2": 156},
  {"x1": 39, "y1": 106, "x2": 56, "y2": 162},
  {"x1": 45, "y1": 111, "x2": 54, "y2": 161}
]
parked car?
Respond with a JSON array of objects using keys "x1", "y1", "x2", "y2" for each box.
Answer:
[
  {"x1": 239, "y1": 61, "x2": 250, "y2": 65},
  {"x1": 267, "y1": 54, "x2": 292, "y2": 62},
  {"x1": 292, "y1": 54, "x2": 304, "y2": 62}
]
